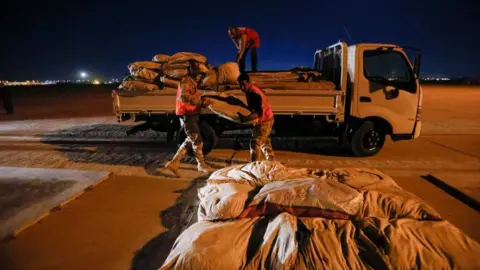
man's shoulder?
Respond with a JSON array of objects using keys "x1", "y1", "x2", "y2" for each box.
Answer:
[{"x1": 249, "y1": 85, "x2": 264, "y2": 94}]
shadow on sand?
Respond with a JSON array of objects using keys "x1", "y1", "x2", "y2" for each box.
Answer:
[
  {"x1": 38, "y1": 123, "x2": 355, "y2": 176},
  {"x1": 130, "y1": 177, "x2": 206, "y2": 270}
]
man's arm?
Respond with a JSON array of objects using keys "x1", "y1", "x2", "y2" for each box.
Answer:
[
  {"x1": 230, "y1": 35, "x2": 240, "y2": 50},
  {"x1": 180, "y1": 80, "x2": 201, "y2": 106},
  {"x1": 246, "y1": 92, "x2": 263, "y2": 122},
  {"x1": 236, "y1": 34, "x2": 248, "y2": 62}
]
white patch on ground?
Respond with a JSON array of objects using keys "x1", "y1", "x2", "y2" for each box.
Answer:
[
  {"x1": 0, "y1": 166, "x2": 110, "y2": 239},
  {"x1": 0, "y1": 116, "x2": 120, "y2": 135}
]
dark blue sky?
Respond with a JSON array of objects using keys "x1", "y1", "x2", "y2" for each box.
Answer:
[{"x1": 1, "y1": 0, "x2": 478, "y2": 80}]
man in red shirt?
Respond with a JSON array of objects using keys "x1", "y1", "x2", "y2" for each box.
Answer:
[
  {"x1": 228, "y1": 27, "x2": 260, "y2": 73},
  {"x1": 237, "y1": 73, "x2": 275, "y2": 162}
]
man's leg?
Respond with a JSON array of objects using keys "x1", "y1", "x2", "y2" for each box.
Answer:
[
  {"x1": 250, "y1": 124, "x2": 263, "y2": 162},
  {"x1": 259, "y1": 119, "x2": 275, "y2": 161},
  {"x1": 238, "y1": 47, "x2": 250, "y2": 73},
  {"x1": 165, "y1": 139, "x2": 190, "y2": 177},
  {"x1": 251, "y1": 47, "x2": 258, "y2": 72},
  {"x1": 184, "y1": 115, "x2": 213, "y2": 173}
]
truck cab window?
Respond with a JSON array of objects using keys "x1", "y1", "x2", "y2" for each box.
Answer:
[{"x1": 363, "y1": 50, "x2": 416, "y2": 93}]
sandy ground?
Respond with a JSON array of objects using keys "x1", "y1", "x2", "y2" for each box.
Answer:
[{"x1": 0, "y1": 84, "x2": 479, "y2": 269}]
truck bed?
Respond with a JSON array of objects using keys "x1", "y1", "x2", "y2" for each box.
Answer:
[
  {"x1": 114, "y1": 71, "x2": 342, "y2": 118},
  {"x1": 115, "y1": 87, "x2": 342, "y2": 118}
]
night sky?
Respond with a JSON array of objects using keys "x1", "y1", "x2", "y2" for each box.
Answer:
[{"x1": 1, "y1": 0, "x2": 478, "y2": 81}]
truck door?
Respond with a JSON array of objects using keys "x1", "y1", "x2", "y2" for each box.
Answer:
[{"x1": 355, "y1": 46, "x2": 419, "y2": 135}]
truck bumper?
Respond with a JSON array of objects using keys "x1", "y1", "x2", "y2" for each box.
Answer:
[{"x1": 391, "y1": 121, "x2": 421, "y2": 141}]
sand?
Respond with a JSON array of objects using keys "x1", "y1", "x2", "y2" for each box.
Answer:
[{"x1": 0, "y1": 84, "x2": 479, "y2": 269}]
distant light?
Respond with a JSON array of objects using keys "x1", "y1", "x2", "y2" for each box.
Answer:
[
  {"x1": 80, "y1": 72, "x2": 87, "y2": 78},
  {"x1": 93, "y1": 80, "x2": 100, "y2": 85}
]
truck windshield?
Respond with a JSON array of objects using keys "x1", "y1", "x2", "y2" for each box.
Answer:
[{"x1": 363, "y1": 50, "x2": 412, "y2": 84}]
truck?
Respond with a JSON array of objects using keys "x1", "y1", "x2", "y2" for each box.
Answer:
[{"x1": 112, "y1": 41, "x2": 423, "y2": 157}]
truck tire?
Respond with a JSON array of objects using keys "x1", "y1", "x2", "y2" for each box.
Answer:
[
  {"x1": 176, "y1": 122, "x2": 218, "y2": 156},
  {"x1": 351, "y1": 121, "x2": 385, "y2": 157}
]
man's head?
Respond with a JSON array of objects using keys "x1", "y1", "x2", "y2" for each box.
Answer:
[
  {"x1": 187, "y1": 60, "x2": 200, "y2": 78},
  {"x1": 228, "y1": 27, "x2": 238, "y2": 38},
  {"x1": 237, "y1": 73, "x2": 250, "y2": 92}
]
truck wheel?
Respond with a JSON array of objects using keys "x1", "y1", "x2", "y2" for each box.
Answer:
[
  {"x1": 351, "y1": 121, "x2": 385, "y2": 157},
  {"x1": 176, "y1": 122, "x2": 218, "y2": 156}
]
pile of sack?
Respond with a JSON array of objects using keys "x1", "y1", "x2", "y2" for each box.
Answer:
[
  {"x1": 118, "y1": 51, "x2": 241, "y2": 93},
  {"x1": 118, "y1": 52, "x2": 208, "y2": 93}
]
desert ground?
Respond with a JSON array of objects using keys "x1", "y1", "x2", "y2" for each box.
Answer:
[{"x1": 0, "y1": 84, "x2": 479, "y2": 269}]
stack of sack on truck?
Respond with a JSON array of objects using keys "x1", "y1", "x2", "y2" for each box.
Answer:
[
  {"x1": 118, "y1": 52, "x2": 212, "y2": 93},
  {"x1": 118, "y1": 54, "x2": 169, "y2": 93},
  {"x1": 160, "y1": 52, "x2": 210, "y2": 88},
  {"x1": 159, "y1": 161, "x2": 480, "y2": 269}
]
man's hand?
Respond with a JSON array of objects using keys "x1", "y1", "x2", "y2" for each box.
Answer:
[
  {"x1": 201, "y1": 97, "x2": 212, "y2": 108},
  {"x1": 236, "y1": 113, "x2": 248, "y2": 123},
  {"x1": 218, "y1": 92, "x2": 229, "y2": 98},
  {"x1": 237, "y1": 112, "x2": 260, "y2": 125}
]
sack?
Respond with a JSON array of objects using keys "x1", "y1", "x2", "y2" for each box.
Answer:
[
  {"x1": 217, "y1": 62, "x2": 240, "y2": 85},
  {"x1": 130, "y1": 68, "x2": 159, "y2": 82},
  {"x1": 163, "y1": 63, "x2": 190, "y2": 70},
  {"x1": 198, "y1": 62, "x2": 210, "y2": 74},
  {"x1": 164, "y1": 68, "x2": 188, "y2": 80},
  {"x1": 207, "y1": 161, "x2": 314, "y2": 186},
  {"x1": 160, "y1": 214, "x2": 299, "y2": 270},
  {"x1": 197, "y1": 183, "x2": 255, "y2": 221},
  {"x1": 200, "y1": 69, "x2": 218, "y2": 89},
  {"x1": 202, "y1": 92, "x2": 254, "y2": 124},
  {"x1": 201, "y1": 62, "x2": 240, "y2": 90},
  {"x1": 319, "y1": 168, "x2": 442, "y2": 220},
  {"x1": 168, "y1": 52, "x2": 207, "y2": 65},
  {"x1": 152, "y1": 54, "x2": 170, "y2": 63},
  {"x1": 160, "y1": 76, "x2": 180, "y2": 88},
  {"x1": 118, "y1": 80, "x2": 161, "y2": 93},
  {"x1": 239, "y1": 177, "x2": 363, "y2": 219},
  {"x1": 128, "y1": 61, "x2": 163, "y2": 73}
]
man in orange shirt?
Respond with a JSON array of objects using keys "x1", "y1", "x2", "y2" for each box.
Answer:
[
  {"x1": 228, "y1": 27, "x2": 260, "y2": 73},
  {"x1": 165, "y1": 61, "x2": 213, "y2": 176},
  {"x1": 237, "y1": 73, "x2": 275, "y2": 162}
]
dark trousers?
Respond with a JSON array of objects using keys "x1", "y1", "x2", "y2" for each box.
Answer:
[{"x1": 239, "y1": 47, "x2": 258, "y2": 73}]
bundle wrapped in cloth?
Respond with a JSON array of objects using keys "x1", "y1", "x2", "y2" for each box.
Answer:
[
  {"x1": 201, "y1": 62, "x2": 240, "y2": 90},
  {"x1": 152, "y1": 54, "x2": 170, "y2": 63},
  {"x1": 118, "y1": 80, "x2": 161, "y2": 93},
  {"x1": 160, "y1": 162, "x2": 480, "y2": 270}
]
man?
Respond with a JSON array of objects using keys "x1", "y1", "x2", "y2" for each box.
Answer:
[
  {"x1": 0, "y1": 82, "x2": 13, "y2": 115},
  {"x1": 165, "y1": 61, "x2": 213, "y2": 176},
  {"x1": 237, "y1": 73, "x2": 275, "y2": 162},
  {"x1": 228, "y1": 27, "x2": 260, "y2": 73}
]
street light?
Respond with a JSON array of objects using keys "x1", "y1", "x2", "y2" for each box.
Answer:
[{"x1": 80, "y1": 72, "x2": 87, "y2": 78}]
